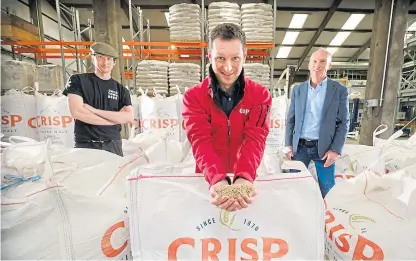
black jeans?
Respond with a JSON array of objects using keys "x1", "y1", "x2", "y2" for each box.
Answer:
[{"x1": 75, "y1": 140, "x2": 123, "y2": 156}]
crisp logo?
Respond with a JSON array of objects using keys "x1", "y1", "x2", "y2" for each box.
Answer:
[
  {"x1": 101, "y1": 221, "x2": 128, "y2": 258},
  {"x1": 108, "y1": 89, "x2": 119, "y2": 100},
  {"x1": 239, "y1": 108, "x2": 249, "y2": 115},
  {"x1": 167, "y1": 211, "x2": 288, "y2": 260},
  {"x1": 324, "y1": 201, "x2": 384, "y2": 260}
]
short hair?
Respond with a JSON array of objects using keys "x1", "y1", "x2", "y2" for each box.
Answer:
[
  {"x1": 209, "y1": 23, "x2": 246, "y2": 50},
  {"x1": 310, "y1": 48, "x2": 332, "y2": 64}
]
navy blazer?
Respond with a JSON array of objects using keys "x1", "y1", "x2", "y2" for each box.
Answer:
[{"x1": 285, "y1": 78, "x2": 349, "y2": 158}]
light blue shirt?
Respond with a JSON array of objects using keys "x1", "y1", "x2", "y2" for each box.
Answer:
[{"x1": 300, "y1": 78, "x2": 328, "y2": 140}]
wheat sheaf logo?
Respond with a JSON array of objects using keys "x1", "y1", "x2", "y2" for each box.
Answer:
[{"x1": 219, "y1": 210, "x2": 241, "y2": 231}]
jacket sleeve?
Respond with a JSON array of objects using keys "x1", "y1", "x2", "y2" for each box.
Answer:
[
  {"x1": 182, "y1": 89, "x2": 227, "y2": 187},
  {"x1": 234, "y1": 87, "x2": 272, "y2": 182},
  {"x1": 330, "y1": 86, "x2": 350, "y2": 154},
  {"x1": 285, "y1": 87, "x2": 296, "y2": 146}
]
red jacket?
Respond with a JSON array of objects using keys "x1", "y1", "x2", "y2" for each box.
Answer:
[{"x1": 182, "y1": 72, "x2": 272, "y2": 186}]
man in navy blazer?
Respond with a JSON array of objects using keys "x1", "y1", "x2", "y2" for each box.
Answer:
[{"x1": 285, "y1": 48, "x2": 349, "y2": 197}]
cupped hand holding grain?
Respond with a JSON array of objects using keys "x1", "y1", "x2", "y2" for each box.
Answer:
[
  {"x1": 233, "y1": 177, "x2": 257, "y2": 210},
  {"x1": 209, "y1": 179, "x2": 237, "y2": 212},
  {"x1": 211, "y1": 177, "x2": 256, "y2": 212}
]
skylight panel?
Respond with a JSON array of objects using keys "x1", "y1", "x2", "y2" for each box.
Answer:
[
  {"x1": 326, "y1": 14, "x2": 365, "y2": 55},
  {"x1": 276, "y1": 14, "x2": 308, "y2": 58}
]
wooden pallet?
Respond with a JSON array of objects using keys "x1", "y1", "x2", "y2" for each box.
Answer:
[{"x1": 1, "y1": 14, "x2": 39, "y2": 42}]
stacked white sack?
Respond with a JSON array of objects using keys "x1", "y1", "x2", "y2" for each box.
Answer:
[
  {"x1": 1, "y1": 89, "x2": 38, "y2": 140},
  {"x1": 169, "y1": 4, "x2": 201, "y2": 41},
  {"x1": 324, "y1": 165, "x2": 416, "y2": 260},
  {"x1": 127, "y1": 164, "x2": 325, "y2": 260},
  {"x1": 34, "y1": 91, "x2": 75, "y2": 148},
  {"x1": 208, "y1": 2, "x2": 241, "y2": 33},
  {"x1": 241, "y1": 3, "x2": 274, "y2": 42},
  {"x1": 136, "y1": 60, "x2": 169, "y2": 96},
  {"x1": 1, "y1": 141, "x2": 150, "y2": 260},
  {"x1": 244, "y1": 63, "x2": 270, "y2": 88},
  {"x1": 168, "y1": 63, "x2": 201, "y2": 95}
]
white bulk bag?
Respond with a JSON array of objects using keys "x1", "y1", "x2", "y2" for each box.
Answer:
[
  {"x1": 140, "y1": 95, "x2": 180, "y2": 141},
  {"x1": 373, "y1": 124, "x2": 416, "y2": 173},
  {"x1": 1, "y1": 139, "x2": 47, "y2": 176},
  {"x1": 129, "y1": 94, "x2": 142, "y2": 136},
  {"x1": 34, "y1": 91, "x2": 74, "y2": 148},
  {"x1": 265, "y1": 95, "x2": 287, "y2": 154},
  {"x1": 127, "y1": 165, "x2": 325, "y2": 260},
  {"x1": 164, "y1": 92, "x2": 186, "y2": 142},
  {"x1": 1, "y1": 89, "x2": 39, "y2": 140},
  {"x1": 335, "y1": 144, "x2": 385, "y2": 181},
  {"x1": 144, "y1": 136, "x2": 184, "y2": 164},
  {"x1": 324, "y1": 165, "x2": 416, "y2": 260},
  {"x1": 1, "y1": 145, "x2": 149, "y2": 260},
  {"x1": 257, "y1": 153, "x2": 282, "y2": 175}
]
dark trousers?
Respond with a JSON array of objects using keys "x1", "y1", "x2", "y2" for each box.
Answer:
[
  {"x1": 293, "y1": 143, "x2": 335, "y2": 198},
  {"x1": 75, "y1": 140, "x2": 123, "y2": 156}
]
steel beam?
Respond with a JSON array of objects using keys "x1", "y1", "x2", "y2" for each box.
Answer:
[
  {"x1": 121, "y1": 0, "x2": 139, "y2": 34},
  {"x1": 276, "y1": 43, "x2": 363, "y2": 48},
  {"x1": 29, "y1": 0, "x2": 47, "y2": 64},
  {"x1": 348, "y1": 38, "x2": 372, "y2": 62},
  {"x1": 295, "y1": 0, "x2": 343, "y2": 73}
]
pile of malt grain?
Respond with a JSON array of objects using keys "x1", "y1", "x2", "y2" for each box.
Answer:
[{"x1": 215, "y1": 184, "x2": 253, "y2": 198}]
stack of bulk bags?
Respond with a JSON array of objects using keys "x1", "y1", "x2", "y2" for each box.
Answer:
[
  {"x1": 1, "y1": 142, "x2": 149, "y2": 260},
  {"x1": 164, "y1": 93, "x2": 186, "y2": 142},
  {"x1": 36, "y1": 64, "x2": 66, "y2": 92},
  {"x1": 136, "y1": 60, "x2": 169, "y2": 96},
  {"x1": 208, "y1": 2, "x2": 241, "y2": 34},
  {"x1": 258, "y1": 94, "x2": 288, "y2": 175},
  {"x1": 168, "y1": 63, "x2": 201, "y2": 95},
  {"x1": 129, "y1": 93, "x2": 144, "y2": 137},
  {"x1": 139, "y1": 94, "x2": 180, "y2": 141},
  {"x1": 127, "y1": 165, "x2": 325, "y2": 260},
  {"x1": 1, "y1": 89, "x2": 38, "y2": 140},
  {"x1": 241, "y1": 3, "x2": 274, "y2": 42},
  {"x1": 243, "y1": 63, "x2": 271, "y2": 88},
  {"x1": 34, "y1": 91, "x2": 74, "y2": 148},
  {"x1": 324, "y1": 165, "x2": 416, "y2": 260},
  {"x1": 1, "y1": 60, "x2": 36, "y2": 91},
  {"x1": 168, "y1": 4, "x2": 201, "y2": 41}
]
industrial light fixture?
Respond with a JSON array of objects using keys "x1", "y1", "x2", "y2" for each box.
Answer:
[
  {"x1": 326, "y1": 14, "x2": 366, "y2": 55},
  {"x1": 276, "y1": 14, "x2": 308, "y2": 58},
  {"x1": 164, "y1": 12, "x2": 170, "y2": 27}
]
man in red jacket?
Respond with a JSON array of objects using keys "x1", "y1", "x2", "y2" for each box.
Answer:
[{"x1": 182, "y1": 23, "x2": 272, "y2": 212}]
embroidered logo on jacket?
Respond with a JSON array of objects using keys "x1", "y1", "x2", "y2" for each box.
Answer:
[{"x1": 239, "y1": 108, "x2": 250, "y2": 115}]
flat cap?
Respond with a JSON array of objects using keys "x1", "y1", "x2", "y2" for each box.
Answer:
[{"x1": 90, "y1": 42, "x2": 118, "y2": 58}]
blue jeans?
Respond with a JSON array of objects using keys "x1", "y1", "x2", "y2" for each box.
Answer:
[{"x1": 294, "y1": 144, "x2": 335, "y2": 198}]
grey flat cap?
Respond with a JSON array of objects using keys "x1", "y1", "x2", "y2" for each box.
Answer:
[{"x1": 90, "y1": 42, "x2": 118, "y2": 58}]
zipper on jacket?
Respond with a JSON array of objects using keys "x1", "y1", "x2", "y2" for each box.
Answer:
[
  {"x1": 210, "y1": 92, "x2": 244, "y2": 174},
  {"x1": 227, "y1": 119, "x2": 231, "y2": 172}
]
